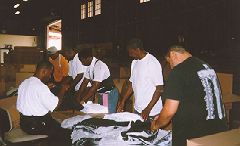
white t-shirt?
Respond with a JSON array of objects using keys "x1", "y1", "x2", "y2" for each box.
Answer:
[
  {"x1": 84, "y1": 57, "x2": 110, "y2": 82},
  {"x1": 68, "y1": 53, "x2": 87, "y2": 91},
  {"x1": 129, "y1": 53, "x2": 163, "y2": 116},
  {"x1": 17, "y1": 76, "x2": 59, "y2": 116}
]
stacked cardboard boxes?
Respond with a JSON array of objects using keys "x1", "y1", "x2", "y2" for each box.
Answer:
[
  {"x1": 0, "y1": 64, "x2": 16, "y2": 97},
  {"x1": 16, "y1": 64, "x2": 35, "y2": 86}
]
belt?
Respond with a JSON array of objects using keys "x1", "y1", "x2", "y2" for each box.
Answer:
[{"x1": 20, "y1": 112, "x2": 51, "y2": 118}]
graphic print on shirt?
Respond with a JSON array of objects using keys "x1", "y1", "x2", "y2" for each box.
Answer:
[{"x1": 197, "y1": 64, "x2": 225, "y2": 120}]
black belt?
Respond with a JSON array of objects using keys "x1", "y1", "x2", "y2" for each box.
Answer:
[{"x1": 20, "y1": 113, "x2": 51, "y2": 119}]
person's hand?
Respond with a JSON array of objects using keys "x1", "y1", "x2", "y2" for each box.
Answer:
[
  {"x1": 79, "y1": 101, "x2": 85, "y2": 105},
  {"x1": 141, "y1": 107, "x2": 151, "y2": 121},
  {"x1": 60, "y1": 84, "x2": 70, "y2": 92},
  {"x1": 62, "y1": 82, "x2": 71, "y2": 91},
  {"x1": 47, "y1": 82, "x2": 56, "y2": 89},
  {"x1": 116, "y1": 101, "x2": 125, "y2": 112},
  {"x1": 72, "y1": 100, "x2": 84, "y2": 111},
  {"x1": 151, "y1": 115, "x2": 160, "y2": 132}
]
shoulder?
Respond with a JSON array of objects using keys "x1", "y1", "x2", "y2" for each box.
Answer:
[
  {"x1": 60, "y1": 54, "x2": 68, "y2": 61},
  {"x1": 169, "y1": 64, "x2": 186, "y2": 79},
  {"x1": 73, "y1": 54, "x2": 80, "y2": 62},
  {"x1": 148, "y1": 53, "x2": 159, "y2": 61},
  {"x1": 19, "y1": 77, "x2": 45, "y2": 89},
  {"x1": 147, "y1": 54, "x2": 161, "y2": 66},
  {"x1": 95, "y1": 59, "x2": 108, "y2": 69},
  {"x1": 131, "y1": 60, "x2": 137, "y2": 66},
  {"x1": 193, "y1": 57, "x2": 209, "y2": 66},
  {"x1": 177, "y1": 57, "x2": 205, "y2": 71},
  {"x1": 73, "y1": 55, "x2": 83, "y2": 65}
]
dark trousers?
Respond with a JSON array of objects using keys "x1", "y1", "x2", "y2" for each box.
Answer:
[{"x1": 20, "y1": 113, "x2": 71, "y2": 144}]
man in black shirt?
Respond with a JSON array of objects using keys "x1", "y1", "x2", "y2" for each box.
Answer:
[{"x1": 151, "y1": 45, "x2": 227, "y2": 146}]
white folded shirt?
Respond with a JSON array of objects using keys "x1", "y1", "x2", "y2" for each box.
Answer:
[{"x1": 81, "y1": 101, "x2": 108, "y2": 113}]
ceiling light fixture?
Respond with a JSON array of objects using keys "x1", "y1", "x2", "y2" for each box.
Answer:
[
  {"x1": 15, "y1": 11, "x2": 20, "y2": 15},
  {"x1": 14, "y1": 4, "x2": 20, "y2": 8},
  {"x1": 23, "y1": 0, "x2": 28, "y2": 1}
]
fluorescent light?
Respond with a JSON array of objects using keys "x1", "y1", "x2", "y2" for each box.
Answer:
[
  {"x1": 15, "y1": 11, "x2": 20, "y2": 15},
  {"x1": 14, "y1": 4, "x2": 20, "y2": 8},
  {"x1": 23, "y1": 0, "x2": 28, "y2": 1}
]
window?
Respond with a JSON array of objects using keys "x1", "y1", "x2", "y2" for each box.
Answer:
[
  {"x1": 88, "y1": 1, "x2": 93, "y2": 17},
  {"x1": 140, "y1": 0, "x2": 150, "y2": 3},
  {"x1": 81, "y1": 0, "x2": 100, "y2": 19},
  {"x1": 81, "y1": 4, "x2": 86, "y2": 19},
  {"x1": 95, "y1": 0, "x2": 101, "y2": 15}
]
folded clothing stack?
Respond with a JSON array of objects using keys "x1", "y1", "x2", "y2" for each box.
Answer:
[{"x1": 81, "y1": 102, "x2": 108, "y2": 113}]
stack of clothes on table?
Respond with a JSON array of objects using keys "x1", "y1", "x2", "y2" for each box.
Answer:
[{"x1": 61, "y1": 112, "x2": 172, "y2": 146}]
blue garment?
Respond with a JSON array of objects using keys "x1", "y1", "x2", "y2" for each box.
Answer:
[
  {"x1": 97, "y1": 87, "x2": 119, "y2": 113},
  {"x1": 107, "y1": 88, "x2": 119, "y2": 113}
]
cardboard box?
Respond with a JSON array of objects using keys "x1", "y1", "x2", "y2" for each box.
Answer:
[
  {"x1": 113, "y1": 79, "x2": 127, "y2": 93},
  {"x1": 187, "y1": 129, "x2": 240, "y2": 146},
  {"x1": 19, "y1": 64, "x2": 36, "y2": 73},
  {"x1": 217, "y1": 73, "x2": 233, "y2": 95},
  {"x1": 0, "y1": 65, "x2": 6, "y2": 78},
  {"x1": 0, "y1": 79, "x2": 6, "y2": 96},
  {"x1": 0, "y1": 96, "x2": 20, "y2": 129},
  {"x1": 5, "y1": 81, "x2": 16, "y2": 91},
  {"x1": 16, "y1": 72, "x2": 34, "y2": 86},
  {"x1": 0, "y1": 64, "x2": 17, "y2": 82},
  {"x1": 120, "y1": 67, "x2": 130, "y2": 79}
]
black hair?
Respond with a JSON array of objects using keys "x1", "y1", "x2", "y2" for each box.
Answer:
[
  {"x1": 78, "y1": 48, "x2": 93, "y2": 59},
  {"x1": 36, "y1": 60, "x2": 53, "y2": 71},
  {"x1": 62, "y1": 48, "x2": 75, "y2": 53},
  {"x1": 127, "y1": 38, "x2": 144, "y2": 50}
]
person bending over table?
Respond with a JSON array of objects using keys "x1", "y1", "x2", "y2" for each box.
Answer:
[
  {"x1": 75, "y1": 48, "x2": 119, "y2": 113},
  {"x1": 17, "y1": 60, "x2": 71, "y2": 144},
  {"x1": 151, "y1": 45, "x2": 228, "y2": 146}
]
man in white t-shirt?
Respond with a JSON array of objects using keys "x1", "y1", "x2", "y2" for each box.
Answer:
[
  {"x1": 75, "y1": 49, "x2": 119, "y2": 113},
  {"x1": 16, "y1": 60, "x2": 71, "y2": 144},
  {"x1": 117, "y1": 38, "x2": 164, "y2": 120},
  {"x1": 61, "y1": 48, "x2": 87, "y2": 110},
  {"x1": 62, "y1": 48, "x2": 87, "y2": 91}
]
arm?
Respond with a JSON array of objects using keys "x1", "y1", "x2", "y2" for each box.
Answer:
[
  {"x1": 75, "y1": 78, "x2": 90, "y2": 103},
  {"x1": 61, "y1": 76, "x2": 73, "y2": 85},
  {"x1": 55, "y1": 84, "x2": 70, "y2": 110},
  {"x1": 79, "y1": 81, "x2": 101, "y2": 103},
  {"x1": 151, "y1": 99, "x2": 179, "y2": 131},
  {"x1": 70, "y1": 73, "x2": 84, "y2": 90},
  {"x1": 142, "y1": 85, "x2": 163, "y2": 120},
  {"x1": 116, "y1": 81, "x2": 133, "y2": 112}
]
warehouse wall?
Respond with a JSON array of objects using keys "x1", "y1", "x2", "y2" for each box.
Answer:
[{"x1": 0, "y1": 34, "x2": 37, "y2": 48}]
